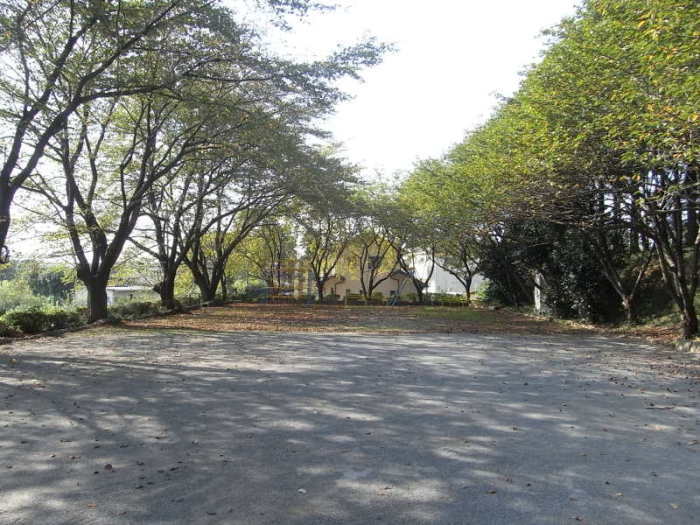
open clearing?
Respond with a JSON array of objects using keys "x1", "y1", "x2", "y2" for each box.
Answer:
[
  {"x1": 1, "y1": 309, "x2": 699, "y2": 524},
  {"x1": 123, "y1": 304, "x2": 680, "y2": 343},
  {"x1": 124, "y1": 303, "x2": 593, "y2": 336}
]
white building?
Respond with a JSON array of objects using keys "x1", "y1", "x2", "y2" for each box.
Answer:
[
  {"x1": 73, "y1": 286, "x2": 159, "y2": 306},
  {"x1": 411, "y1": 253, "x2": 485, "y2": 295},
  {"x1": 314, "y1": 254, "x2": 485, "y2": 300}
]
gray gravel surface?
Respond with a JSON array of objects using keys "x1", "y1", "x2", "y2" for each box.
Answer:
[{"x1": 0, "y1": 329, "x2": 699, "y2": 524}]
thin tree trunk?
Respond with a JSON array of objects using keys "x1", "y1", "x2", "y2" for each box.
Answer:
[
  {"x1": 621, "y1": 295, "x2": 635, "y2": 325},
  {"x1": 687, "y1": 166, "x2": 699, "y2": 248},
  {"x1": 653, "y1": 238, "x2": 699, "y2": 339},
  {"x1": 682, "y1": 303, "x2": 699, "y2": 339},
  {"x1": 159, "y1": 271, "x2": 178, "y2": 310},
  {"x1": 415, "y1": 285, "x2": 424, "y2": 304},
  {"x1": 464, "y1": 278, "x2": 472, "y2": 306},
  {"x1": 221, "y1": 276, "x2": 228, "y2": 302},
  {"x1": 0, "y1": 186, "x2": 12, "y2": 255}
]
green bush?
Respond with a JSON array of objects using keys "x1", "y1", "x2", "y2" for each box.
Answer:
[
  {"x1": 0, "y1": 319, "x2": 19, "y2": 337},
  {"x1": 3, "y1": 307, "x2": 51, "y2": 334},
  {"x1": 345, "y1": 293, "x2": 364, "y2": 304},
  {"x1": 431, "y1": 294, "x2": 466, "y2": 306},
  {"x1": 179, "y1": 296, "x2": 200, "y2": 308},
  {"x1": 44, "y1": 309, "x2": 85, "y2": 330},
  {"x1": 404, "y1": 293, "x2": 418, "y2": 304},
  {"x1": 109, "y1": 301, "x2": 162, "y2": 320},
  {"x1": 2, "y1": 305, "x2": 86, "y2": 334}
]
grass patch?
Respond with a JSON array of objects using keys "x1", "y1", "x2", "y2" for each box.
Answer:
[{"x1": 415, "y1": 306, "x2": 495, "y2": 322}]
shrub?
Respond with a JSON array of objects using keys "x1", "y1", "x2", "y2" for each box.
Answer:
[
  {"x1": 0, "y1": 319, "x2": 19, "y2": 337},
  {"x1": 345, "y1": 293, "x2": 363, "y2": 304},
  {"x1": 370, "y1": 292, "x2": 384, "y2": 304},
  {"x1": 109, "y1": 301, "x2": 162, "y2": 320},
  {"x1": 1, "y1": 305, "x2": 85, "y2": 334},
  {"x1": 179, "y1": 295, "x2": 200, "y2": 308},
  {"x1": 3, "y1": 307, "x2": 51, "y2": 334},
  {"x1": 44, "y1": 309, "x2": 85, "y2": 330},
  {"x1": 432, "y1": 294, "x2": 466, "y2": 306},
  {"x1": 324, "y1": 293, "x2": 340, "y2": 304}
]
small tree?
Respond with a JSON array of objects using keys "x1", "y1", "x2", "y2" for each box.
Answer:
[{"x1": 298, "y1": 209, "x2": 356, "y2": 303}]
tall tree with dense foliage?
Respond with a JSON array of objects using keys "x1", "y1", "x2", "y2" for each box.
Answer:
[{"x1": 408, "y1": 0, "x2": 699, "y2": 337}]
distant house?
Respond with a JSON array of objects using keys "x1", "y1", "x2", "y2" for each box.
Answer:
[
  {"x1": 74, "y1": 285, "x2": 158, "y2": 306},
  {"x1": 316, "y1": 270, "x2": 419, "y2": 300}
]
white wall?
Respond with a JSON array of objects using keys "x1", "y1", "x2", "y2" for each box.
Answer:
[{"x1": 412, "y1": 254, "x2": 486, "y2": 295}]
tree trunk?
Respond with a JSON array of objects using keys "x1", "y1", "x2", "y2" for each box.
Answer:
[
  {"x1": 686, "y1": 167, "x2": 698, "y2": 248},
  {"x1": 159, "y1": 272, "x2": 178, "y2": 310},
  {"x1": 85, "y1": 277, "x2": 109, "y2": 323},
  {"x1": 0, "y1": 186, "x2": 12, "y2": 256},
  {"x1": 360, "y1": 279, "x2": 371, "y2": 302},
  {"x1": 221, "y1": 276, "x2": 228, "y2": 302},
  {"x1": 464, "y1": 278, "x2": 472, "y2": 306},
  {"x1": 415, "y1": 285, "x2": 424, "y2": 304},
  {"x1": 682, "y1": 303, "x2": 699, "y2": 339},
  {"x1": 621, "y1": 295, "x2": 636, "y2": 325},
  {"x1": 316, "y1": 281, "x2": 324, "y2": 303},
  {"x1": 653, "y1": 234, "x2": 699, "y2": 340},
  {"x1": 194, "y1": 275, "x2": 216, "y2": 303},
  {"x1": 199, "y1": 285, "x2": 216, "y2": 303},
  {"x1": 677, "y1": 284, "x2": 699, "y2": 339}
]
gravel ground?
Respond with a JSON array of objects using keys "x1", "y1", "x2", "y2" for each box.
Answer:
[{"x1": 0, "y1": 328, "x2": 698, "y2": 524}]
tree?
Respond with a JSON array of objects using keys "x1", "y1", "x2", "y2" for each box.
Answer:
[
  {"x1": 519, "y1": 0, "x2": 700, "y2": 335},
  {"x1": 0, "y1": 258, "x2": 73, "y2": 303},
  {"x1": 0, "y1": 0, "x2": 388, "y2": 256},
  {"x1": 25, "y1": 93, "x2": 211, "y2": 321},
  {"x1": 0, "y1": 1, "x2": 237, "y2": 251},
  {"x1": 345, "y1": 189, "x2": 398, "y2": 301},
  {"x1": 133, "y1": 112, "x2": 290, "y2": 308},
  {"x1": 16, "y1": 2, "x2": 387, "y2": 318},
  {"x1": 381, "y1": 201, "x2": 436, "y2": 305},
  {"x1": 238, "y1": 220, "x2": 297, "y2": 292},
  {"x1": 406, "y1": 0, "x2": 699, "y2": 337},
  {"x1": 297, "y1": 205, "x2": 356, "y2": 303},
  {"x1": 401, "y1": 158, "x2": 495, "y2": 305}
]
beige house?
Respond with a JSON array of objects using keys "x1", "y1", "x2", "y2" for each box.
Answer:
[{"x1": 322, "y1": 270, "x2": 420, "y2": 301}]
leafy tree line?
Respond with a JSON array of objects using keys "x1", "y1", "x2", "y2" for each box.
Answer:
[
  {"x1": 0, "y1": 0, "x2": 387, "y2": 322},
  {"x1": 401, "y1": 0, "x2": 700, "y2": 338}
]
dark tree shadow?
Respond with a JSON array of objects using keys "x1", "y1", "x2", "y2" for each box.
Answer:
[{"x1": 0, "y1": 330, "x2": 698, "y2": 524}]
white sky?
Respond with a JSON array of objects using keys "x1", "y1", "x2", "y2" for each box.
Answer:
[{"x1": 269, "y1": 0, "x2": 580, "y2": 178}]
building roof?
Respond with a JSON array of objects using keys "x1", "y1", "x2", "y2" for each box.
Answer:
[{"x1": 106, "y1": 286, "x2": 152, "y2": 292}]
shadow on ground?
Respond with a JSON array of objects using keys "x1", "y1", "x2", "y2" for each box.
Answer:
[{"x1": 0, "y1": 330, "x2": 698, "y2": 524}]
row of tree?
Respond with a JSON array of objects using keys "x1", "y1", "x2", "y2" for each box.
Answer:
[
  {"x1": 0, "y1": 0, "x2": 387, "y2": 321},
  {"x1": 227, "y1": 185, "x2": 478, "y2": 306},
  {"x1": 399, "y1": 0, "x2": 700, "y2": 338}
]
